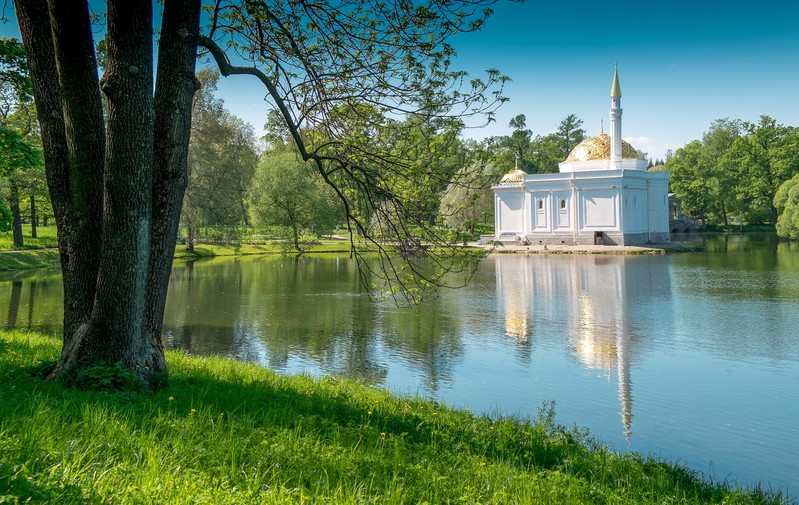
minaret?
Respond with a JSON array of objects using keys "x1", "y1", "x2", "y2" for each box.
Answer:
[{"x1": 609, "y1": 65, "x2": 623, "y2": 168}]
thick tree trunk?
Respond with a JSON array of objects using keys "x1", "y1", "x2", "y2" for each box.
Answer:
[
  {"x1": 9, "y1": 180, "x2": 23, "y2": 248},
  {"x1": 63, "y1": 0, "x2": 160, "y2": 385},
  {"x1": 148, "y1": 0, "x2": 201, "y2": 345},
  {"x1": 16, "y1": 0, "x2": 200, "y2": 390},
  {"x1": 16, "y1": 0, "x2": 104, "y2": 346}
]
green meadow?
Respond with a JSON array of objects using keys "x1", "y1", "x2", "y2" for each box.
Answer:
[{"x1": 0, "y1": 330, "x2": 787, "y2": 504}]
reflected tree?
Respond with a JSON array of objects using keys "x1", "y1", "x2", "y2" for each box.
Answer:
[{"x1": 14, "y1": 0, "x2": 508, "y2": 388}]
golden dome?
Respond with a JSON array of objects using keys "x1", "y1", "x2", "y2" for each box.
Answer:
[
  {"x1": 499, "y1": 168, "x2": 526, "y2": 183},
  {"x1": 564, "y1": 134, "x2": 639, "y2": 163}
]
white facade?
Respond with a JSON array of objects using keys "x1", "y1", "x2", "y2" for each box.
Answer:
[{"x1": 492, "y1": 69, "x2": 670, "y2": 246}]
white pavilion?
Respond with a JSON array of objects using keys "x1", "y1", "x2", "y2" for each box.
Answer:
[{"x1": 492, "y1": 68, "x2": 670, "y2": 246}]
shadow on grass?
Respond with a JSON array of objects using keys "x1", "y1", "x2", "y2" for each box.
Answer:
[{"x1": 1, "y1": 333, "x2": 789, "y2": 505}]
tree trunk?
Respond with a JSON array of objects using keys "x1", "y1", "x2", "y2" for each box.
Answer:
[
  {"x1": 30, "y1": 193, "x2": 37, "y2": 238},
  {"x1": 16, "y1": 0, "x2": 201, "y2": 390},
  {"x1": 16, "y1": 0, "x2": 104, "y2": 347},
  {"x1": 9, "y1": 180, "x2": 23, "y2": 248},
  {"x1": 69, "y1": 0, "x2": 159, "y2": 384},
  {"x1": 147, "y1": 0, "x2": 201, "y2": 350}
]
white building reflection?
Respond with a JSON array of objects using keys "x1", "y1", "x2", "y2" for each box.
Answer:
[{"x1": 495, "y1": 254, "x2": 671, "y2": 440}]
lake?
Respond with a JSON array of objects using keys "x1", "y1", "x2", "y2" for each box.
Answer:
[{"x1": 2, "y1": 234, "x2": 798, "y2": 496}]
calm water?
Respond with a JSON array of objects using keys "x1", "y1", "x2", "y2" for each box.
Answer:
[{"x1": 3, "y1": 234, "x2": 798, "y2": 496}]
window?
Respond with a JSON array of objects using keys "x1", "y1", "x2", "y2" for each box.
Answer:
[
  {"x1": 537, "y1": 200, "x2": 543, "y2": 210},
  {"x1": 560, "y1": 199, "x2": 566, "y2": 209}
]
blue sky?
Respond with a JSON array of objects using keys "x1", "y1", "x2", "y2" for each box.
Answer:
[
  {"x1": 3, "y1": 1, "x2": 798, "y2": 160},
  {"x1": 441, "y1": 0, "x2": 799, "y2": 160}
]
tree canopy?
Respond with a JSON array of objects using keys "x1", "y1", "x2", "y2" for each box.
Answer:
[
  {"x1": 181, "y1": 68, "x2": 258, "y2": 251},
  {"x1": 247, "y1": 151, "x2": 341, "y2": 251},
  {"x1": 12, "y1": 0, "x2": 510, "y2": 388},
  {"x1": 666, "y1": 116, "x2": 799, "y2": 229}
]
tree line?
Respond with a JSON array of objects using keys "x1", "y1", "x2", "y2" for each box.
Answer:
[
  {"x1": 664, "y1": 116, "x2": 799, "y2": 236},
  {"x1": 12, "y1": 0, "x2": 795, "y2": 390},
  {"x1": 2, "y1": 40, "x2": 592, "y2": 253},
  {"x1": 9, "y1": 0, "x2": 519, "y2": 389}
]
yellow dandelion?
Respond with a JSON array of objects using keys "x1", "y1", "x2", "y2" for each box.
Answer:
[
  {"x1": 168, "y1": 396, "x2": 174, "y2": 401},
  {"x1": 367, "y1": 410, "x2": 372, "y2": 416},
  {"x1": 380, "y1": 432, "x2": 386, "y2": 438},
  {"x1": 479, "y1": 462, "x2": 487, "y2": 467}
]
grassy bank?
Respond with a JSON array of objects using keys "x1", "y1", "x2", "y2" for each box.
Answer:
[
  {"x1": 0, "y1": 226, "x2": 356, "y2": 271},
  {"x1": 0, "y1": 250, "x2": 60, "y2": 271},
  {"x1": 173, "y1": 238, "x2": 355, "y2": 259},
  {"x1": 1, "y1": 330, "x2": 787, "y2": 504}
]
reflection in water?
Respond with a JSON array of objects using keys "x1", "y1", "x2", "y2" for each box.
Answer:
[
  {"x1": 494, "y1": 254, "x2": 671, "y2": 440},
  {"x1": 1, "y1": 238, "x2": 798, "y2": 493},
  {"x1": 161, "y1": 255, "x2": 465, "y2": 390},
  {"x1": 1, "y1": 269, "x2": 63, "y2": 333}
]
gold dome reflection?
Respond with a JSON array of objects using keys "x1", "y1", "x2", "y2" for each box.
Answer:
[
  {"x1": 496, "y1": 257, "x2": 530, "y2": 342},
  {"x1": 564, "y1": 134, "x2": 639, "y2": 162}
]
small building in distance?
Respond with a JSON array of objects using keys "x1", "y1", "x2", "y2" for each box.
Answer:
[{"x1": 492, "y1": 68, "x2": 670, "y2": 246}]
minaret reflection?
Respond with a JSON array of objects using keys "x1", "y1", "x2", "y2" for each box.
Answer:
[
  {"x1": 571, "y1": 257, "x2": 635, "y2": 441},
  {"x1": 494, "y1": 254, "x2": 670, "y2": 441}
]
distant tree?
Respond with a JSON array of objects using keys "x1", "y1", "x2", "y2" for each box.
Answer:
[
  {"x1": 181, "y1": 69, "x2": 257, "y2": 252},
  {"x1": 666, "y1": 141, "x2": 722, "y2": 224},
  {"x1": 247, "y1": 151, "x2": 341, "y2": 252},
  {"x1": 528, "y1": 133, "x2": 562, "y2": 173},
  {"x1": 0, "y1": 126, "x2": 41, "y2": 244},
  {"x1": 775, "y1": 174, "x2": 799, "y2": 239},
  {"x1": 439, "y1": 145, "x2": 501, "y2": 233},
  {"x1": 262, "y1": 109, "x2": 293, "y2": 152},
  {"x1": 0, "y1": 37, "x2": 44, "y2": 247},
  {"x1": 720, "y1": 116, "x2": 799, "y2": 223},
  {"x1": 500, "y1": 114, "x2": 533, "y2": 171},
  {"x1": 384, "y1": 113, "x2": 467, "y2": 226},
  {"x1": 666, "y1": 118, "x2": 746, "y2": 226},
  {"x1": 554, "y1": 113, "x2": 586, "y2": 159}
]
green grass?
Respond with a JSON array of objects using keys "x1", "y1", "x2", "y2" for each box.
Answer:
[
  {"x1": 0, "y1": 250, "x2": 60, "y2": 271},
  {"x1": 1, "y1": 330, "x2": 789, "y2": 504},
  {"x1": 0, "y1": 225, "x2": 59, "y2": 251},
  {"x1": 0, "y1": 226, "x2": 60, "y2": 271},
  {"x1": 174, "y1": 239, "x2": 355, "y2": 259}
]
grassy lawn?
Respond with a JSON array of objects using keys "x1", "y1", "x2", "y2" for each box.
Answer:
[
  {"x1": 0, "y1": 329, "x2": 788, "y2": 504},
  {"x1": 173, "y1": 238, "x2": 356, "y2": 258},
  {"x1": 0, "y1": 227, "x2": 358, "y2": 271},
  {"x1": 0, "y1": 225, "x2": 59, "y2": 251}
]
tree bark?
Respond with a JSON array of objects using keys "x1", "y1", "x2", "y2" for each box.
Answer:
[
  {"x1": 148, "y1": 0, "x2": 201, "y2": 346},
  {"x1": 15, "y1": 0, "x2": 200, "y2": 390},
  {"x1": 15, "y1": 0, "x2": 104, "y2": 346},
  {"x1": 67, "y1": 0, "x2": 158, "y2": 384}
]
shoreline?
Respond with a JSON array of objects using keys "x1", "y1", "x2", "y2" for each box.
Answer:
[
  {"x1": 1, "y1": 328, "x2": 787, "y2": 505},
  {"x1": 472, "y1": 241, "x2": 701, "y2": 255}
]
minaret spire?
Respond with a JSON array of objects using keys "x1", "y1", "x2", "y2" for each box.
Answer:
[{"x1": 609, "y1": 65, "x2": 623, "y2": 168}]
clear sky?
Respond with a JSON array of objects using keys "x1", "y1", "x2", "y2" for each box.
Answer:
[{"x1": 3, "y1": 1, "x2": 798, "y2": 161}]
